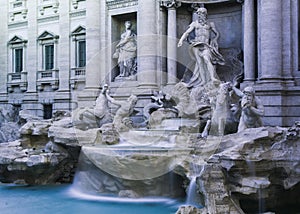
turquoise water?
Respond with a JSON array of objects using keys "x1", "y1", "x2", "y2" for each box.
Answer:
[{"x1": 0, "y1": 184, "x2": 181, "y2": 214}]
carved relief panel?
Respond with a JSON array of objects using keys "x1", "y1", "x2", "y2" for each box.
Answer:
[
  {"x1": 38, "y1": 0, "x2": 59, "y2": 17},
  {"x1": 9, "y1": 0, "x2": 28, "y2": 22}
]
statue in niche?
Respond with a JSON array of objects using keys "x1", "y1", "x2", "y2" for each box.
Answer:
[
  {"x1": 177, "y1": 6, "x2": 225, "y2": 88},
  {"x1": 232, "y1": 86, "x2": 264, "y2": 132},
  {"x1": 113, "y1": 21, "x2": 137, "y2": 78}
]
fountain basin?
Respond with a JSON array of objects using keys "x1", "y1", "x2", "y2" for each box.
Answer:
[{"x1": 81, "y1": 146, "x2": 192, "y2": 180}]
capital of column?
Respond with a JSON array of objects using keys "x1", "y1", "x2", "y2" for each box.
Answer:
[{"x1": 160, "y1": 0, "x2": 181, "y2": 9}]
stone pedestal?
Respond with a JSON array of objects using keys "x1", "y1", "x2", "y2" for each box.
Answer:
[
  {"x1": 254, "y1": 85, "x2": 300, "y2": 127},
  {"x1": 255, "y1": 0, "x2": 300, "y2": 126}
]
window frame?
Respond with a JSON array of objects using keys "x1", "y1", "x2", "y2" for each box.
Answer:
[
  {"x1": 71, "y1": 26, "x2": 86, "y2": 69},
  {"x1": 44, "y1": 44, "x2": 54, "y2": 70},
  {"x1": 37, "y1": 31, "x2": 59, "y2": 71},
  {"x1": 77, "y1": 39, "x2": 86, "y2": 68},
  {"x1": 8, "y1": 36, "x2": 27, "y2": 74},
  {"x1": 14, "y1": 48, "x2": 23, "y2": 73}
]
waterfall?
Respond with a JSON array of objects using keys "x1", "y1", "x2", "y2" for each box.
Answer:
[
  {"x1": 245, "y1": 159, "x2": 265, "y2": 213},
  {"x1": 186, "y1": 176, "x2": 198, "y2": 206},
  {"x1": 185, "y1": 163, "x2": 203, "y2": 207}
]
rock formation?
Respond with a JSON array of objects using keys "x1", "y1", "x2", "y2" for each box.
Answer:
[
  {"x1": 177, "y1": 123, "x2": 300, "y2": 213},
  {"x1": 0, "y1": 105, "x2": 21, "y2": 143}
]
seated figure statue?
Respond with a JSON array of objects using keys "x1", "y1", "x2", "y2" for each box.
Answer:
[
  {"x1": 232, "y1": 86, "x2": 264, "y2": 132},
  {"x1": 177, "y1": 6, "x2": 225, "y2": 88}
]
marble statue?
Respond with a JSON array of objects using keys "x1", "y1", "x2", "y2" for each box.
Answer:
[
  {"x1": 177, "y1": 6, "x2": 225, "y2": 88},
  {"x1": 72, "y1": 84, "x2": 112, "y2": 130},
  {"x1": 209, "y1": 82, "x2": 231, "y2": 136},
  {"x1": 113, "y1": 21, "x2": 137, "y2": 78},
  {"x1": 232, "y1": 86, "x2": 264, "y2": 132},
  {"x1": 143, "y1": 91, "x2": 164, "y2": 121},
  {"x1": 143, "y1": 91, "x2": 177, "y2": 122},
  {"x1": 105, "y1": 91, "x2": 138, "y2": 131}
]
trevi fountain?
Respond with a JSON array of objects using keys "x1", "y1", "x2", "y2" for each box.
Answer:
[{"x1": 1, "y1": 1, "x2": 300, "y2": 214}]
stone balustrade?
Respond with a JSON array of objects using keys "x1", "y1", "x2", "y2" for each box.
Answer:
[
  {"x1": 36, "y1": 69, "x2": 59, "y2": 91},
  {"x1": 70, "y1": 67, "x2": 86, "y2": 89},
  {"x1": 7, "y1": 72, "x2": 28, "y2": 92}
]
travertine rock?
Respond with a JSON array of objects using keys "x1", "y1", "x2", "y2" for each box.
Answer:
[
  {"x1": 193, "y1": 125, "x2": 300, "y2": 213},
  {"x1": 118, "y1": 190, "x2": 139, "y2": 198}
]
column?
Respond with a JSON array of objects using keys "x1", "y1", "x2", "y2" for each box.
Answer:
[
  {"x1": 85, "y1": 0, "x2": 101, "y2": 90},
  {"x1": 259, "y1": 0, "x2": 282, "y2": 81},
  {"x1": 162, "y1": 0, "x2": 181, "y2": 85},
  {"x1": 137, "y1": 0, "x2": 158, "y2": 89},
  {"x1": 242, "y1": 0, "x2": 255, "y2": 83}
]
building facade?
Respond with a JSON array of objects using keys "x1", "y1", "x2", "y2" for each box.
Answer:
[
  {"x1": 0, "y1": 0, "x2": 86, "y2": 118},
  {"x1": 0, "y1": 0, "x2": 299, "y2": 126}
]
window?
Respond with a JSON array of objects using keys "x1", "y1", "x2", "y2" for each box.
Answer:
[
  {"x1": 43, "y1": 104, "x2": 53, "y2": 119},
  {"x1": 37, "y1": 31, "x2": 59, "y2": 71},
  {"x1": 71, "y1": 26, "x2": 86, "y2": 68},
  {"x1": 14, "y1": 48, "x2": 23, "y2": 73},
  {"x1": 78, "y1": 40, "x2": 86, "y2": 67},
  {"x1": 8, "y1": 35, "x2": 27, "y2": 74},
  {"x1": 44, "y1": 44, "x2": 54, "y2": 70}
]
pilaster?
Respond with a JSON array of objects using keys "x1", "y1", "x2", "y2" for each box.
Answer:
[
  {"x1": 26, "y1": 0, "x2": 38, "y2": 93},
  {"x1": 57, "y1": 0, "x2": 71, "y2": 92},
  {"x1": 0, "y1": 3, "x2": 8, "y2": 94},
  {"x1": 77, "y1": 0, "x2": 101, "y2": 107},
  {"x1": 22, "y1": 0, "x2": 39, "y2": 116}
]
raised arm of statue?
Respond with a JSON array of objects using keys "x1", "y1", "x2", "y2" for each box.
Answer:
[
  {"x1": 232, "y1": 86, "x2": 244, "y2": 98},
  {"x1": 178, "y1": 23, "x2": 195, "y2": 47},
  {"x1": 105, "y1": 91, "x2": 122, "y2": 107}
]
